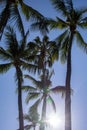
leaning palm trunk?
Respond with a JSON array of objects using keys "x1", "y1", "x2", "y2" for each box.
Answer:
[
  {"x1": 16, "y1": 66, "x2": 24, "y2": 130},
  {"x1": 65, "y1": 32, "x2": 73, "y2": 130}
]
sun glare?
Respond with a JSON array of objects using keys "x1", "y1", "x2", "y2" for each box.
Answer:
[{"x1": 46, "y1": 113, "x2": 63, "y2": 128}]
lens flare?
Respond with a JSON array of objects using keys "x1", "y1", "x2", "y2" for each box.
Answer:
[{"x1": 46, "y1": 113, "x2": 62, "y2": 128}]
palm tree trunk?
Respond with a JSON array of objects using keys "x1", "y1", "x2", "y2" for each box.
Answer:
[
  {"x1": 65, "y1": 32, "x2": 73, "y2": 130},
  {"x1": 40, "y1": 96, "x2": 47, "y2": 130},
  {"x1": 40, "y1": 47, "x2": 47, "y2": 130},
  {"x1": 16, "y1": 66, "x2": 24, "y2": 130},
  {"x1": 33, "y1": 124, "x2": 35, "y2": 130}
]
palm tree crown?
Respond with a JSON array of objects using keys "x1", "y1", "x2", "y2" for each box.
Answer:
[
  {"x1": 49, "y1": 0, "x2": 87, "y2": 62},
  {"x1": 27, "y1": 35, "x2": 59, "y2": 70},
  {"x1": 22, "y1": 69, "x2": 65, "y2": 130}
]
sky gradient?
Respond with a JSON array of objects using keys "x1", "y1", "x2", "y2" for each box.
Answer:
[{"x1": 0, "y1": 0, "x2": 87, "y2": 130}]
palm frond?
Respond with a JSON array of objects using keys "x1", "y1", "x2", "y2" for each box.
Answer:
[
  {"x1": 31, "y1": 18, "x2": 49, "y2": 35},
  {"x1": 0, "y1": 47, "x2": 12, "y2": 61},
  {"x1": 19, "y1": 1, "x2": 44, "y2": 20},
  {"x1": 75, "y1": 30, "x2": 87, "y2": 52},
  {"x1": 25, "y1": 92, "x2": 40, "y2": 104},
  {"x1": 65, "y1": 0, "x2": 73, "y2": 13},
  {"x1": 56, "y1": 30, "x2": 69, "y2": 44},
  {"x1": 50, "y1": 0, "x2": 68, "y2": 16},
  {"x1": 49, "y1": 41, "x2": 59, "y2": 61},
  {"x1": 56, "y1": 17, "x2": 68, "y2": 29},
  {"x1": 48, "y1": 18, "x2": 67, "y2": 30},
  {"x1": 0, "y1": 63, "x2": 13, "y2": 73},
  {"x1": 24, "y1": 74, "x2": 42, "y2": 87},
  {"x1": 24, "y1": 74, "x2": 38, "y2": 82},
  {"x1": 60, "y1": 34, "x2": 70, "y2": 63},
  {"x1": 77, "y1": 8, "x2": 87, "y2": 16},
  {"x1": 20, "y1": 30, "x2": 29, "y2": 51},
  {"x1": 4, "y1": 26, "x2": 18, "y2": 46},
  {"x1": 4, "y1": 26, "x2": 21, "y2": 57},
  {"x1": 79, "y1": 18, "x2": 87, "y2": 28},
  {"x1": 22, "y1": 85, "x2": 37, "y2": 92},
  {"x1": 23, "y1": 55, "x2": 39, "y2": 64},
  {"x1": 50, "y1": 86, "x2": 66, "y2": 97},
  {"x1": 21, "y1": 61, "x2": 38, "y2": 74},
  {"x1": 47, "y1": 69, "x2": 54, "y2": 80},
  {"x1": 30, "y1": 98, "x2": 42, "y2": 109},
  {"x1": 10, "y1": 3, "x2": 25, "y2": 37},
  {"x1": 51, "y1": 49, "x2": 59, "y2": 62},
  {"x1": 47, "y1": 95, "x2": 56, "y2": 112},
  {"x1": 0, "y1": 3, "x2": 10, "y2": 40}
]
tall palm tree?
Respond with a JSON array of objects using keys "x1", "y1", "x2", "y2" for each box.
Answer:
[
  {"x1": 47, "y1": 0, "x2": 87, "y2": 130},
  {"x1": 22, "y1": 69, "x2": 65, "y2": 130},
  {"x1": 0, "y1": 26, "x2": 38, "y2": 130},
  {"x1": 25, "y1": 35, "x2": 61, "y2": 130},
  {"x1": 23, "y1": 106, "x2": 40, "y2": 130},
  {"x1": 0, "y1": 0, "x2": 44, "y2": 40}
]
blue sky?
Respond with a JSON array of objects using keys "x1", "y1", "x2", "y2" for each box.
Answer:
[{"x1": 0, "y1": 0, "x2": 87, "y2": 130}]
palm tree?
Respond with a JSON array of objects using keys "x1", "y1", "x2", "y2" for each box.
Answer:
[
  {"x1": 22, "y1": 69, "x2": 65, "y2": 130},
  {"x1": 26, "y1": 35, "x2": 63, "y2": 130},
  {"x1": 47, "y1": 0, "x2": 87, "y2": 130},
  {"x1": 0, "y1": 0, "x2": 44, "y2": 40},
  {"x1": 23, "y1": 106, "x2": 40, "y2": 130},
  {"x1": 0, "y1": 26, "x2": 38, "y2": 130}
]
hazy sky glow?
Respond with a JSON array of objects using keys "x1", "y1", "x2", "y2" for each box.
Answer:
[{"x1": 0, "y1": 0, "x2": 87, "y2": 130}]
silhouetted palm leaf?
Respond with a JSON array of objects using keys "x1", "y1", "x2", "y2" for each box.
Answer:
[
  {"x1": 75, "y1": 30, "x2": 87, "y2": 51},
  {"x1": 0, "y1": 63, "x2": 13, "y2": 73},
  {"x1": 25, "y1": 92, "x2": 41, "y2": 104},
  {"x1": 22, "y1": 85, "x2": 37, "y2": 92},
  {"x1": 50, "y1": 86, "x2": 66, "y2": 97},
  {"x1": 47, "y1": 95, "x2": 56, "y2": 112}
]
